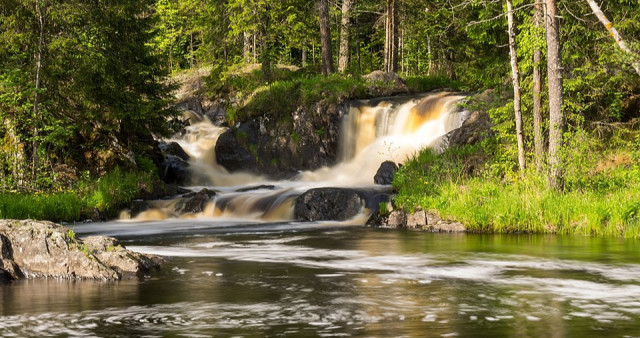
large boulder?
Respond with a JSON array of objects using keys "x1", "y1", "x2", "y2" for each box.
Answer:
[
  {"x1": 438, "y1": 110, "x2": 492, "y2": 149},
  {"x1": 363, "y1": 71, "x2": 409, "y2": 96},
  {"x1": 156, "y1": 141, "x2": 191, "y2": 185},
  {"x1": 158, "y1": 142, "x2": 190, "y2": 161},
  {"x1": 0, "y1": 220, "x2": 163, "y2": 282},
  {"x1": 294, "y1": 188, "x2": 367, "y2": 222},
  {"x1": 214, "y1": 103, "x2": 344, "y2": 178},
  {"x1": 294, "y1": 187, "x2": 393, "y2": 222},
  {"x1": 161, "y1": 155, "x2": 190, "y2": 185},
  {"x1": 374, "y1": 161, "x2": 399, "y2": 185},
  {"x1": 175, "y1": 188, "x2": 217, "y2": 214},
  {"x1": 215, "y1": 128, "x2": 259, "y2": 173}
]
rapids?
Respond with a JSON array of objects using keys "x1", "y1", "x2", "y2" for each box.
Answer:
[{"x1": 127, "y1": 92, "x2": 466, "y2": 222}]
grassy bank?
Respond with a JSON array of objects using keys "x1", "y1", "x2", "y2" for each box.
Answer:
[
  {"x1": 393, "y1": 131, "x2": 640, "y2": 237},
  {"x1": 0, "y1": 168, "x2": 154, "y2": 222}
]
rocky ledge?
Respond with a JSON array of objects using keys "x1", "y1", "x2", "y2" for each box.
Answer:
[
  {"x1": 367, "y1": 209, "x2": 466, "y2": 232},
  {"x1": 0, "y1": 220, "x2": 163, "y2": 283}
]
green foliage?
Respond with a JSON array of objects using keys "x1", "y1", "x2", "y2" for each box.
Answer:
[
  {"x1": 405, "y1": 76, "x2": 463, "y2": 93},
  {"x1": 85, "y1": 168, "x2": 153, "y2": 218},
  {"x1": 234, "y1": 74, "x2": 376, "y2": 122},
  {"x1": 0, "y1": 168, "x2": 154, "y2": 221},
  {"x1": 0, "y1": 192, "x2": 85, "y2": 222},
  {"x1": 393, "y1": 129, "x2": 640, "y2": 237},
  {"x1": 0, "y1": 0, "x2": 176, "y2": 191}
]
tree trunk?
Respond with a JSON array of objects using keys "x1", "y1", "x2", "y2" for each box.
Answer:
[
  {"x1": 243, "y1": 32, "x2": 252, "y2": 63},
  {"x1": 319, "y1": 0, "x2": 334, "y2": 75},
  {"x1": 253, "y1": 34, "x2": 257, "y2": 63},
  {"x1": 384, "y1": 0, "x2": 398, "y2": 73},
  {"x1": 545, "y1": 0, "x2": 565, "y2": 190},
  {"x1": 355, "y1": 0, "x2": 361, "y2": 74},
  {"x1": 532, "y1": 0, "x2": 544, "y2": 171},
  {"x1": 506, "y1": 0, "x2": 525, "y2": 171},
  {"x1": 427, "y1": 35, "x2": 433, "y2": 75},
  {"x1": 302, "y1": 46, "x2": 307, "y2": 67},
  {"x1": 338, "y1": 0, "x2": 354, "y2": 73},
  {"x1": 32, "y1": 0, "x2": 45, "y2": 180},
  {"x1": 586, "y1": 0, "x2": 640, "y2": 76}
]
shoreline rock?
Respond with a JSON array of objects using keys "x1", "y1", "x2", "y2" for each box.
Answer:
[
  {"x1": 0, "y1": 220, "x2": 163, "y2": 283},
  {"x1": 367, "y1": 208, "x2": 466, "y2": 232}
]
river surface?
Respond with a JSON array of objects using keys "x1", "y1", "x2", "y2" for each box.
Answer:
[{"x1": 2, "y1": 220, "x2": 640, "y2": 337}]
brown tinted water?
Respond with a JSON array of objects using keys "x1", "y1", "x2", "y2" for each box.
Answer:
[{"x1": 2, "y1": 220, "x2": 640, "y2": 337}]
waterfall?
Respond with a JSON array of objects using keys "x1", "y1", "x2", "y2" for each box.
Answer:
[{"x1": 124, "y1": 92, "x2": 466, "y2": 222}]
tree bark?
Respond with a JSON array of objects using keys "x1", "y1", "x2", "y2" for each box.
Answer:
[
  {"x1": 532, "y1": 0, "x2": 544, "y2": 171},
  {"x1": 384, "y1": 0, "x2": 398, "y2": 73},
  {"x1": 302, "y1": 46, "x2": 307, "y2": 67},
  {"x1": 586, "y1": 0, "x2": 640, "y2": 76},
  {"x1": 506, "y1": 0, "x2": 525, "y2": 171},
  {"x1": 32, "y1": 0, "x2": 45, "y2": 180},
  {"x1": 319, "y1": 0, "x2": 334, "y2": 75},
  {"x1": 338, "y1": 0, "x2": 354, "y2": 73},
  {"x1": 545, "y1": 0, "x2": 565, "y2": 190},
  {"x1": 243, "y1": 32, "x2": 252, "y2": 63},
  {"x1": 355, "y1": 0, "x2": 361, "y2": 74}
]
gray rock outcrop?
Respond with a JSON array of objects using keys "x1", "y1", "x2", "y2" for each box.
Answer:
[
  {"x1": 294, "y1": 188, "x2": 367, "y2": 222},
  {"x1": 374, "y1": 161, "x2": 399, "y2": 185},
  {"x1": 367, "y1": 208, "x2": 465, "y2": 232},
  {"x1": 0, "y1": 220, "x2": 163, "y2": 282}
]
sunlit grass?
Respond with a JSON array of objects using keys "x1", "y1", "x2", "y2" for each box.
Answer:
[
  {"x1": 0, "y1": 168, "x2": 154, "y2": 222},
  {"x1": 394, "y1": 145, "x2": 640, "y2": 237}
]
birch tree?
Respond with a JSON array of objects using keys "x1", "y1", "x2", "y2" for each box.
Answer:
[
  {"x1": 506, "y1": 0, "x2": 525, "y2": 171},
  {"x1": 585, "y1": 0, "x2": 640, "y2": 76}
]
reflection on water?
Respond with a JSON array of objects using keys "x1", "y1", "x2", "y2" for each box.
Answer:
[{"x1": 2, "y1": 226, "x2": 640, "y2": 337}]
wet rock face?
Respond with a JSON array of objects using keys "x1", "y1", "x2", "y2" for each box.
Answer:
[
  {"x1": 294, "y1": 188, "x2": 367, "y2": 222},
  {"x1": 175, "y1": 188, "x2": 216, "y2": 214},
  {"x1": 214, "y1": 103, "x2": 344, "y2": 179},
  {"x1": 158, "y1": 142, "x2": 190, "y2": 162},
  {"x1": 157, "y1": 141, "x2": 191, "y2": 185},
  {"x1": 439, "y1": 111, "x2": 492, "y2": 149},
  {"x1": 161, "y1": 155, "x2": 190, "y2": 185},
  {"x1": 374, "y1": 161, "x2": 399, "y2": 185},
  {"x1": 215, "y1": 128, "x2": 259, "y2": 173},
  {"x1": 0, "y1": 220, "x2": 163, "y2": 283}
]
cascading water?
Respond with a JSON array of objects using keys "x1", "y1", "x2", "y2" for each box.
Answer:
[{"x1": 126, "y1": 92, "x2": 466, "y2": 223}]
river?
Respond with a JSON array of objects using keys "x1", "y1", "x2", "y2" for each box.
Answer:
[{"x1": 2, "y1": 220, "x2": 640, "y2": 337}]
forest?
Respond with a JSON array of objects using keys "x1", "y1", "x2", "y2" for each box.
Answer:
[{"x1": 1, "y1": 0, "x2": 640, "y2": 235}]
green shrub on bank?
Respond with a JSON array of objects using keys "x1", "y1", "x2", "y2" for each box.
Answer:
[
  {"x1": 0, "y1": 168, "x2": 154, "y2": 222},
  {"x1": 393, "y1": 133, "x2": 640, "y2": 237}
]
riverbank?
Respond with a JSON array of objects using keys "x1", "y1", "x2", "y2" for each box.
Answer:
[
  {"x1": 0, "y1": 168, "x2": 157, "y2": 222},
  {"x1": 392, "y1": 129, "x2": 640, "y2": 237}
]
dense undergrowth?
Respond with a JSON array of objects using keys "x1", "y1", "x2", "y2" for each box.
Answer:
[
  {"x1": 393, "y1": 128, "x2": 640, "y2": 237},
  {"x1": 0, "y1": 167, "x2": 154, "y2": 222}
]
